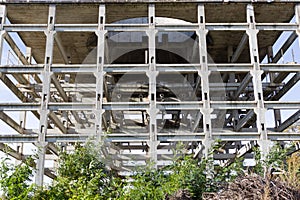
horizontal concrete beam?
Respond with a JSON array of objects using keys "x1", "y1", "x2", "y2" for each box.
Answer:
[
  {"x1": 0, "y1": 101, "x2": 299, "y2": 111},
  {"x1": 1, "y1": 130, "x2": 300, "y2": 143},
  {"x1": 2, "y1": 64, "x2": 300, "y2": 74},
  {"x1": 2, "y1": 23, "x2": 298, "y2": 32}
]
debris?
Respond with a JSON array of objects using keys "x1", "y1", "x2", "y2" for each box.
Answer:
[
  {"x1": 202, "y1": 174, "x2": 300, "y2": 200},
  {"x1": 165, "y1": 189, "x2": 192, "y2": 200}
]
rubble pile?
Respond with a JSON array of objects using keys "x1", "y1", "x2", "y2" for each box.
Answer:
[{"x1": 202, "y1": 174, "x2": 300, "y2": 200}]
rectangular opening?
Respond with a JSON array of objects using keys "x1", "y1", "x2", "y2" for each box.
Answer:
[
  {"x1": 157, "y1": 109, "x2": 197, "y2": 133},
  {"x1": 261, "y1": 123, "x2": 265, "y2": 131},
  {"x1": 46, "y1": 57, "x2": 50, "y2": 64},
  {"x1": 206, "y1": 124, "x2": 210, "y2": 131},
  {"x1": 40, "y1": 125, "x2": 44, "y2": 133},
  {"x1": 97, "y1": 94, "x2": 101, "y2": 101},
  {"x1": 150, "y1": 16, "x2": 154, "y2": 24},
  {"x1": 250, "y1": 16, "x2": 254, "y2": 23},
  {"x1": 100, "y1": 16, "x2": 104, "y2": 24},
  {"x1": 106, "y1": 31, "x2": 148, "y2": 64},
  {"x1": 49, "y1": 16, "x2": 53, "y2": 24},
  {"x1": 200, "y1": 16, "x2": 204, "y2": 23},
  {"x1": 0, "y1": 17, "x2": 2, "y2": 24},
  {"x1": 151, "y1": 93, "x2": 154, "y2": 101},
  {"x1": 53, "y1": 31, "x2": 94, "y2": 64},
  {"x1": 156, "y1": 31, "x2": 197, "y2": 64},
  {"x1": 51, "y1": 71, "x2": 97, "y2": 104},
  {"x1": 212, "y1": 109, "x2": 233, "y2": 131},
  {"x1": 200, "y1": 16, "x2": 204, "y2": 24},
  {"x1": 202, "y1": 56, "x2": 206, "y2": 63},
  {"x1": 151, "y1": 56, "x2": 154, "y2": 64},
  {"x1": 43, "y1": 94, "x2": 47, "y2": 102},
  {"x1": 204, "y1": 92, "x2": 208, "y2": 100},
  {"x1": 98, "y1": 56, "x2": 102, "y2": 64},
  {"x1": 254, "y1": 56, "x2": 258, "y2": 63},
  {"x1": 258, "y1": 93, "x2": 262, "y2": 100},
  {"x1": 208, "y1": 31, "x2": 249, "y2": 63}
]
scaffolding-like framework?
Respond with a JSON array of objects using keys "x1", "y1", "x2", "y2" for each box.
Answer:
[{"x1": 0, "y1": 1, "x2": 300, "y2": 186}]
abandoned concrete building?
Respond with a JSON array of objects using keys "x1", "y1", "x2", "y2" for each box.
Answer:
[{"x1": 0, "y1": 0, "x2": 299, "y2": 185}]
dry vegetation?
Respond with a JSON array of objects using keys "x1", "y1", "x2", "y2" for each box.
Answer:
[{"x1": 202, "y1": 174, "x2": 300, "y2": 200}]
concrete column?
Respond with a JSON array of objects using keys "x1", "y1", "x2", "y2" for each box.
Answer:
[
  {"x1": 246, "y1": 4, "x2": 270, "y2": 160},
  {"x1": 146, "y1": 4, "x2": 159, "y2": 167},
  {"x1": 94, "y1": 4, "x2": 107, "y2": 141},
  {"x1": 296, "y1": 4, "x2": 300, "y2": 47},
  {"x1": 196, "y1": 4, "x2": 213, "y2": 157},
  {"x1": 0, "y1": 5, "x2": 6, "y2": 62},
  {"x1": 36, "y1": 4, "x2": 56, "y2": 186}
]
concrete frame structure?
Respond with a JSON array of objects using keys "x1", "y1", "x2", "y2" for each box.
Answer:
[{"x1": 0, "y1": 1, "x2": 299, "y2": 186}]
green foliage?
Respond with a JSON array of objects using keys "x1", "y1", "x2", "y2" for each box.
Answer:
[
  {"x1": 58, "y1": 143, "x2": 107, "y2": 181},
  {"x1": 252, "y1": 142, "x2": 290, "y2": 176},
  {"x1": 2, "y1": 140, "x2": 298, "y2": 200},
  {"x1": 0, "y1": 142, "x2": 120, "y2": 200},
  {"x1": 0, "y1": 157, "x2": 35, "y2": 200},
  {"x1": 119, "y1": 164, "x2": 172, "y2": 200},
  {"x1": 252, "y1": 146, "x2": 264, "y2": 175},
  {"x1": 213, "y1": 157, "x2": 244, "y2": 183},
  {"x1": 34, "y1": 142, "x2": 119, "y2": 200},
  {"x1": 169, "y1": 156, "x2": 207, "y2": 198},
  {"x1": 265, "y1": 142, "x2": 288, "y2": 170},
  {"x1": 204, "y1": 141, "x2": 245, "y2": 192},
  {"x1": 116, "y1": 146, "x2": 243, "y2": 200},
  {"x1": 118, "y1": 156, "x2": 208, "y2": 200}
]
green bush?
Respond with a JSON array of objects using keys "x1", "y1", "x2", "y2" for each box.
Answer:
[
  {"x1": 0, "y1": 141, "x2": 299, "y2": 200},
  {"x1": 0, "y1": 157, "x2": 35, "y2": 200}
]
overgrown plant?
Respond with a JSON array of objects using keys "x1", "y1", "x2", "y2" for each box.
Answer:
[
  {"x1": 0, "y1": 140, "x2": 299, "y2": 199},
  {"x1": 117, "y1": 155, "x2": 208, "y2": 200},
  {"x1": 205, "y1": 140, "x2": 245, "y2": 192},
  {"x1": 279, "y1": 152, "x2": 300, "y2": 189},
  {"x1": 0, "y1": 157, "x2": 35, "y2": 200},
  {"x1": 253, "y1": 142, "x2": 291, "y2": 176},
  {"x1": 35, "y1": 142, "x2": 120, "y2": 200}
]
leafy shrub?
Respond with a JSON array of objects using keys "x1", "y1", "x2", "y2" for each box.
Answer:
[
  {"x1": 0, "y1": 157, "x2": 35, "y2": 200},
  {"x1": 0, "y1": 141, "x2": 299, "y2": 200}
]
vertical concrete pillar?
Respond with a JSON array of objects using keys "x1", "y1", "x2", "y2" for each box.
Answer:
[
  {"x1": 246, "y1": 4, "x2": 270, "y2": 162},
  {"x1": 94, "y1": 4, "x2": 107, "y2": 141},
  {"x1": 146, "y1": 4, "x2": 159, "y2": 167},
  {"x1": 196, "y1": 4, "x2": 213, "y2": 157},
  {"x1": 0, "y1": 5, "x2": 6, "y2": 63},
  {"x1": 36, "y1": 4, "x2": 57, "y2": 186},
  {"x1": 196, "y1": 5, "x2": 215, "y2": 180},
  {"x1": 296, "y1": 4, "x2": 300, "y2": 47}
]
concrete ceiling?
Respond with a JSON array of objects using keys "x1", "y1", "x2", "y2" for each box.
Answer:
[{"x1": 5, "y1": 2, "x2": 295, "y2": 64}]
